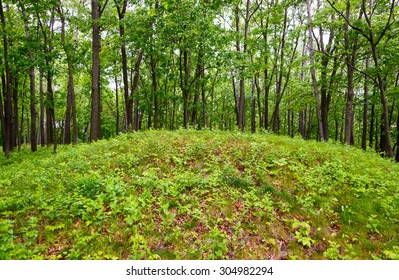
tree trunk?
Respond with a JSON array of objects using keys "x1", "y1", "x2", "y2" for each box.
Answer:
[
  {"x1": 115, "y1": 75, "x2": 119, "y2": 135},
  {"x1": 180, "y1": 47, "x2": 191, "y2": 128},
  {"x1": 131, "y1": 50, "x2": 143, "y2": 131},
  {"x1": 39, "y1": 70, "x2": 45, "y2": 146},
  {"x1": 151, "y1": 55, "x2": 158, "y2": 129},
  {"x1": 344, "y1": 1, "x2": 361, "y2": 145},
  {"x1": 361, "y1": 0, "x2": 393, "y2": 157},
  {"x1": 12, "y1": 76, "x2": 19, "y2": 149},
  {"x1": 0, "y1": 71, "x2": 5, "y2": 152},
  {"x1": 396, "y1": 108, "x2": 399, "y2": 162},
  {"x1": 58, "y1": 6, "x2": 78, "y2": 145},
  {"x1": 306, "y1": 0, "x2": 325, "y2": 141},
  {"x1": 254, "y1": 74, "x2": 262, "y2": 130},
  {"x1": 307, "y1": 105, "x2": 313, "y2": 140},
  {"x1": 90, "y1": 0, "x2": 102, "y2": 141},
  {"x1": 299, "y1": 110, "x2": 306, "y2": 139},
  {"x1": 0, "y1": 0, "x2": 12, "y2": 157},
  {"x1": 114, "y1": 0, "x2": 131, "y2": 130},
  {"x1": 251, "y1": 79, "x2": 256, "y2": 133},
  {"x1": 362, "y1": 55, "x2": 370, "y2": 150}
]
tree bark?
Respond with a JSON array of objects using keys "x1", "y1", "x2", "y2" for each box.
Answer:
[
  {"x1": 20, "y1": 2, "x2": 38, "y2": 152},
  {"x1": 39, "y1": 70, "x2": 45, "y2": 146},
  {"x1": 362, "y1": 55, "x2": 370, "y2": 150},
  {"x1": 0, "y1": 0, "x2": 13, "y2": 157},
  {"x1": 12, "y1": 75, "x2": 19, "y2": 149},
  {"x1": 90, "y1": 0, "x2": 103, "y2": 141},
  {"x1": 396, "y1": 108, "x2": 399, "y2": 162},
  {"x1": 114, "y1": 0, "x2": 132, "y2": 130},
  {"x1": 132, "y1": 50, "x2": 143, "y2": 131},
  {"x1": 306, "y1": 0, "x2": 325, "y2": 141},
  {"x1": 344, "y1": 1, "x2": 362, "y2": 145}
]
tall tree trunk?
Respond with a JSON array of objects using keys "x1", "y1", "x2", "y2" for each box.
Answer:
[
  {"x1": 232, "y1": 77, "x2": 239, "y2": 126},
  {"x1": 369, "y1": 88, "x2": 375, "y2": 148},
  {"x1": 0, "y1": 0, "x2": 12, "y2": 157},
  {"x1": 261, "y1": 13, "x2": 269, "y2": 130},
  {"x1": 115, "y1": 75, "x2": 119, "y2": 135},
  {"x1": 180, "y1": 47, "x2": 191, "y2": 128},
  {"x1": 114, "y1": 0, "x2": 131, "y2": 130},
  {"x1": 0, "y1": 71, "x2": 5, "y2": 151},
  {"x1": 132, "y1": 50, "x2": 143, "y2": 131},
  {"x1": 307, "y1": 105, "x2": 313, "y2": 140},
  {"x1": 299, "y1": 110, "x2": 306, "y2": 139},
  {"x1": 90, "y1": 0, "x2": 102, "y2": 141},
  {"x1": 191, "y1": 46, "x2": 204, "y2": 127},
  {"x1": 58, "y1": 5, "x2": 78, "y2": 145},
  {"x1": 151, "y1": 55, "x2": 158, "y2": 129},
  {"x1": 22, "y1": 7, "x2": 38, "y2": 151},
  {"x1": 362, "y1": 55, "x2": 370, "y2": 150},
  {"x1": 361, "y1": 0, "x2": 393, "y2": 157},
  {"x1": 39, "y1": 70, "x2": 45, "y2": 146},
  {"x1": 396, "y1": 108, "x2": 399, "y2": 162},
  {"x1": 251, "y1": 79, "x2": 256, "y2": 133},
  {"x1": 271, "y1": 8, "x2": 287, "y2": 133},
  {"x1": 12, "y1": 76, "x2": 19, "y2": 149},
  {"x1": 306, "y1": 0, "x2": 325, "y2": 141},
  {"x1": 344, "y1": 1, "x2": 362, "y2": 145}
]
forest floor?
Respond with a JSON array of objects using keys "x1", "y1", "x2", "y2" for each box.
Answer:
[{"x1": 1, "y1": 130, "x2": 399, "y2": 260}]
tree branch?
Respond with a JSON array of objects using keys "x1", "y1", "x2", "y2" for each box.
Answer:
[{"x1": 326, "y1": 0, "x2": 370, "y2": 41}]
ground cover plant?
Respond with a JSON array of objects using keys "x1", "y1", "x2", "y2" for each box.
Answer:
[{"x1": 1, "y1": 130, "x2": 398, "y2": 260}]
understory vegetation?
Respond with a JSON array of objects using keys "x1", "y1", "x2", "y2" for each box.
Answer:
[{"x1": 1, "y1": 130, "x2": 398, "y2": 260}]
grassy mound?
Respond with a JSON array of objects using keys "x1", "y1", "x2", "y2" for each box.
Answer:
[{"x1": 1, "y1": 130, "x2": 398, "y2": 259}]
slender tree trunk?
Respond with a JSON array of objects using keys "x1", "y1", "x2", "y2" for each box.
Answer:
[
  {"x1": 115, "y1": 75, "x2": 119, "y2": 135},
  {"x1": 39, "y1": 70, "x2": 45, "y2": 146},
  {"x1": 191, "y1": 47, "x2": 204, "y2": 128},
  {"x1": 58, "y1": 6, "x2": 78, "y2": 145},
  {"x1": 12, "y1": 76, "x2": 19, "y2": 149},
  {"x1": 132, "y1": 50, "x2": 143, "y2": 131},
  {"x1": 361, "y1": 0, "x2": 393, "y2": 157},
  {"x1": 396, "y1": 109, "x2": 399, "y2": 162},
  {"x1": 18, "y1": 78, "x2": 26, "y2": 150},
  {"x1": 201, "y1": 70, "x2": 206, "y2": 128},
  {"x1": 90, "y1": 0, "x2": 102, "y2": 141},
  {"x1": 307, "y1": 105, "x2": 313, "y2": 140},
  {"x1": 114, "y1": 0, "x2": 131, "y2": 129},
  {"x1": 344, "y1": 1, "x2": 362, "y2": 145},
  {"x1": 261, "y1": 14, "x2": 269, "y2": 130},
  {"x1": 271, "y1": 8, "x2": 287, "y2": 133},
  {"x1": 362, "y1": 55, "x2": 370, "y2": 150},
  {"x1": 306, "y1": 0, "x2": 325, "y2": 141},
  {"x1": 1, "y1": 0, "x2": 12, "y2": 157},
  {"x1": 180, "y1": 47, "x2": 191, "y2": 128},
  {"x1": 0, "y1": 71, "x2": 5, "y2": 152},
  {"x1": 299, "y1": 110, "x2": 306, "y2": 139},
  {"x1": 232, "y1": 77, "x2": 239, "y2": 126},
  {"x1": 251, "y1": 79, "x2": 256, "y2": 133},
  {"x1": 254, "y1": 74, "x2": 262, "y2": 129},
  {"x1": 64, "y1": 60, "x2": 75, "y2": 144},
  {"x1": 151, "y1": 55, "x2": 158, "y2": 129}
]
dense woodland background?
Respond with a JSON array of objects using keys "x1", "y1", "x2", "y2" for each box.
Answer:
[{"x1": 0, "y1": 0, "x2": 398, "y2": 160}]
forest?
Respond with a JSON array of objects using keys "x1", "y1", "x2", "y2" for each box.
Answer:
[
  {"x1": 1, "y1": 0, "x2": 399, "y2": 260},
  {"x1": 0, "y1": 0, "x2": 398, "y2": 159}
]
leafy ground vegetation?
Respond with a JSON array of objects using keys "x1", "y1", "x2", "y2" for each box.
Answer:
[{"x1": 1, "y1": 130, "x2": 399, "y2": 260}]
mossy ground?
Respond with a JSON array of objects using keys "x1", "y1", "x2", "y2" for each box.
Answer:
[{"x1": 1, "y1": 130, "x2": 398, "y2": 259}]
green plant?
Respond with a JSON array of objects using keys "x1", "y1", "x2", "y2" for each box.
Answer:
[{"x1": 292, "y1": 219, "x2": 314, "y2": 248}]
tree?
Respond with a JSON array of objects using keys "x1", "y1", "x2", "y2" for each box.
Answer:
[
  {"x1": 0, "y1": 0, "x2": 12, "y2": 157},
  {"x1": 90, "y1": 0, "x2": 108, "y2": 141},
  {"x1": 327, "y1": 0, "x2": 396, "y2": 157},
  {"x1": 18, "y1": 0, "x2": 37, "y2": 152},
  {"x1": 306, "y1": 0, "x2": 325, "y2": 141}
]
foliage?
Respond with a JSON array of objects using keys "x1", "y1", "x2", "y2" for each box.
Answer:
[{"x1": 1, "y1": 130, "x2": 398, "y2": 259}]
